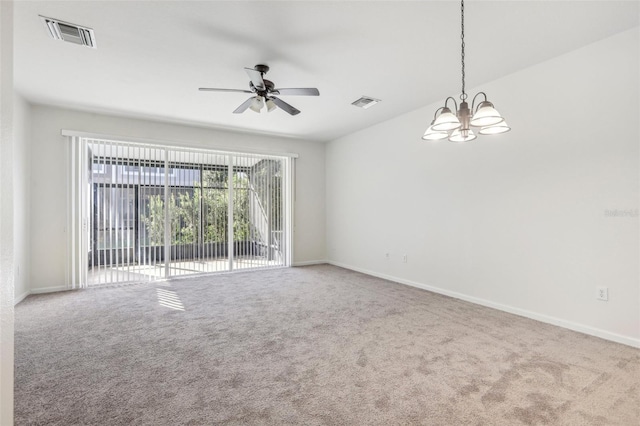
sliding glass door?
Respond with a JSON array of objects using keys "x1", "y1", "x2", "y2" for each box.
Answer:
[{"x1": 68, "y1": 137, "x2": 293, "y2": 287}]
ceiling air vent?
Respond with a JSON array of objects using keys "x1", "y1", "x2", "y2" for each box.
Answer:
[
  {"x1": 351, "y1": 96, "x2": 381, "y2": 109},
  {"x1": 40, "y1": 15, "x2": 96, "y2": 48}
]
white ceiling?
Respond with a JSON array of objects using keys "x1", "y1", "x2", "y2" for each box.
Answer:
[{"x1": 14, "y1": 1, "x2": 639, "y2": 142}]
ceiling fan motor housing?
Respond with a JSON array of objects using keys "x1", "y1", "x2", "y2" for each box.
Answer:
[
  {"x1": 254, "y1": 64, "x2": 269, "y2": 74},
  {"x1": 250, "y1": 79, "x2": 275, "y2": 95}
]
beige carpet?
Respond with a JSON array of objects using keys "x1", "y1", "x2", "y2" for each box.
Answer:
[{"x1": 14, "y1": 265, "x2": 640, "y2": 425}]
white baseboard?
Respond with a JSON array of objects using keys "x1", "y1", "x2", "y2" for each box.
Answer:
[
  {"x1": 292, "y1": 260, "x2": 328, "y2": 267},
  {"x1": 14, "y1": 291, "x2": 30, "y2": 305},
  {"x1": 328, "y1": 260, "x2": 640, "y2": 349},
  {"x1": 30, "y1": 286, "x2": 70, "y2": 295}
]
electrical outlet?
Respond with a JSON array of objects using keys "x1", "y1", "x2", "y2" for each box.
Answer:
[
  {"x1": 402, "y1": 254, "x2": 407, "y2": 263},
  {"x1": 597, "y1": 286, "x2": 609, "y2": 301}
]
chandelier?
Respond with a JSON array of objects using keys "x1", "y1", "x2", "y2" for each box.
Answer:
[{"x1": 422, "y1": 0, "x2": 510, "y2": 142}]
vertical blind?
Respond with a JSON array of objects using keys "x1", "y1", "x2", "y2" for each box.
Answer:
[{"x1": 66, "y1": 136, "x2": 294, "y2": 288}]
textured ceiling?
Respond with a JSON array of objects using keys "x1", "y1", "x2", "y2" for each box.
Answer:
[{"x1": 14, "y1": 1, "x2": 639, "y2": 142}]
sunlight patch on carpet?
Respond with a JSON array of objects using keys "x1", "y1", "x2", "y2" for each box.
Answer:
[{"x1": 156, "y1": 288, "x2": 185, "y2": 311}]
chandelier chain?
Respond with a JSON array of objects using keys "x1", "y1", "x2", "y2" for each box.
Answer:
[{"x1": 460, "y1": 0, "x2": 467, "y2": 101}]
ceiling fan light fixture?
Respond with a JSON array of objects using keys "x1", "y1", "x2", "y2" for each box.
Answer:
[
  {"x1": 249, "y1": 96, "x2": 264, "y2": 113},
  {"x1": 266, "y1": 99, "x2": 276, "y2": 112}
]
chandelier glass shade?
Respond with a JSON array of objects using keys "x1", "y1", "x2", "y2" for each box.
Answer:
[
  {"x1": 479, "y1": 121, "x2": 511, "y2": 135},
  {"x1": 422, "y1": 124, "x2": 449, "y2": 141},
  {"x1": 469, "y1": 101, "x2": 503, "y2": 127},
  {"x1": 449, "y1": 128, "x2": 477, "y2": 143},
  {"x1": 431, "y1": 107, "x2": 461, "y2": 131},
  {"x1": 422, "y1": 0, "x2": 510, "y2": 142}
]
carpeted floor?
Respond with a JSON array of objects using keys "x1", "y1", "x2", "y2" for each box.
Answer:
[{"x1": 14, "y1": 265, "x2": 640, "y2": 425}]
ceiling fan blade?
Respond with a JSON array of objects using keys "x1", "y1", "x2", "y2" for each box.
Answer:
[
  {"x1": 270, "y1": 97, "x2": 301, "y2": 116},
  {"x1": 233, "y1": 97, "x2": 255, "y2": 114},
  {"x1": 244, "y1": 67, "x2": 265, "y2": 91},
  {"x1": 199, "y1": 88, "x2": 253, "y2": 93},
  {"x1": 273, "y1": 88, "x2": 320, "y2": 96}
]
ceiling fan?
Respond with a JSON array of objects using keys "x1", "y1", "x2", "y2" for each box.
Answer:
[{"x1": 199, "y1": 64, "x2": 320, "y2": 116}]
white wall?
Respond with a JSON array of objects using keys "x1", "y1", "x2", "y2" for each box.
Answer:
[
  {"x1": 0, "y1": 1, "x2": 14, "y2": 422},
  {"x1": 29, "y1": 106, "x2": 326, "y2": 292},
  {"x1": 13, "y1": 94, "x2": 30, "y2": 303},
  {"x1": 326, "y1": 28, "x2": 640, "y2": 347}
]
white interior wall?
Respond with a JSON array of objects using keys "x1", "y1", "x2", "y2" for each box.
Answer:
[
  {"x1": 13, "y1": 94, "x2": 30, "y2": 304},
  {"x1": 29, "y1": 106, "x2": 326, "y2": 293},
  {"x1": 326, "y1": 28, "x2": 640, "y2": 347},
  {"x1": 0, "y1": 1, "x2": 14, "y2": 423}
]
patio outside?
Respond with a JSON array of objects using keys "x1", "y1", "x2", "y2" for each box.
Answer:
[{"x1": 86, "y1": 142, "x2": 287, "y2": 286}]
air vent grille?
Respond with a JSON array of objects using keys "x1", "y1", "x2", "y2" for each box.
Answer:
[
  {"x1": 40, "y1": 16, "x2": 96, "y2": 48},
  {"x1": 351, "y1": 96, "x2": 381, "y2": 109}
]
